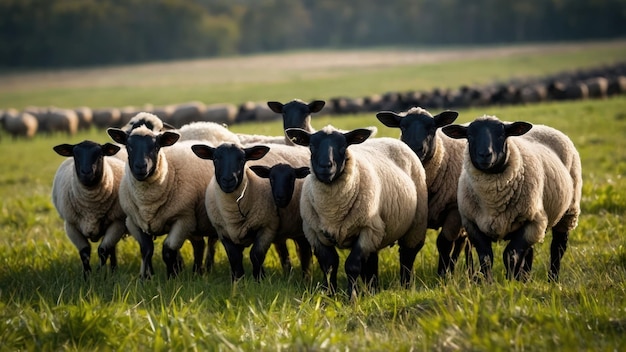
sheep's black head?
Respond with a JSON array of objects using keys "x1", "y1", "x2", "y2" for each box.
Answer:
[
  {"x1": 53, "y1": 140, "x2": 121, "y2": 187},
  {"x1": 377, "y1": 108, "x2": 458, "y2": 162},
  {"x1": 442, "y1": 116, "x2": 532, "y2": 173},
  {"x1": 286, "y1": 126, "x2": 372, "y2": 184},
  {"x1": 107, "y1": 127, "x2": 180, "y2": 181},
  {"x1": 268, "y1": 99, "x2": 325, "y2": 132},
  {"x1": 192, "y1": 143, "x2": 270, "y2": 194},
  {"x1": 250, "y1": 163, "x2": 310, "y2": 208}
]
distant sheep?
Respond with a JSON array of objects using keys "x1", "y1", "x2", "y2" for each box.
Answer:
[
  {"x1": 73, "y1": 106, "x2": 93, "y2": 131},
  {"x1": 249, "y1": 163, "x2": 312, "y2": 277},
  {"x1": 1, "y1": 108, "x2": 38, "y2": 139},
  {"x1": 52, "y1": 141, "x2": 127, "y2": 276},
  {"x1": 200, "y1": 103, "x2": 238, "y2": 125},
  {"x1": 286, "y1": 126, "x2": 429, "y2": 297},
  {"x1": 584, "y1": 77, "x2": 609, "y2": 99},
  {"x1": 170, "y1": 101, "x2": 206, "y2": 128},
  {"x1": 376, "y1": 107, "x2": 471, "y2": 277},
  {"x1": 191, "y1": 142, "x2": 311, "y2": 281},
  {"x1": 107, "y1": 126, "x2": 218, "y2": 278},
  {"x1": 442, "y1": 115, "x2": 582, "y2": 282},
  {"x1": 93, "y1": 108, "x2": 122, "y2": 128}
]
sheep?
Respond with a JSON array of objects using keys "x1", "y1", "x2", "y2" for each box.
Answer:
[
  {"x1": 178, "y1": 121, "x2": 240, "y2": 145},
  {"x1": 92, "y1": 108, "x2": 122, "y2": 128},
  {"x1": 200, "y1": 103, "x2": 238, "y2": 125},
  {"x1": 73, "y1": 106, "x2": 93, "y2": 131},
  {"x1": 442, "y1": 115, "x2": 582, "y2": 282},
  {"x1": 285, "y1": 125, "x2": 429, "y2": 297},
  {"x1": 267, "y1": 99, "x2": 325, "y2": 145},
  {"x1": 249, "y1": 163, "x2": 312, "y2": 277},
  {"x1": 376, "y1": 107, "x2": 472, "y2": 277},
  {"x1": 191, "y1": 142, "x2": 312, "y2": 281},
  {"x1": 107, "y1": 126, "x2": 218, "y2": 278},
  {"x1": 170, "y1": 101, "x2": 206, "y2": 128},
  {"x1": 52, "y1": 140, "x2": 127, "y2": 277},
  {"x1": 1, "y1": 109, "x2": 38, "y2": 139},
  {"x1": 584, "y1": 77, "x2": 609, "y2": 99},
  {"x1": 121, "y1": 112, "x2": 175, "y2": 135}
]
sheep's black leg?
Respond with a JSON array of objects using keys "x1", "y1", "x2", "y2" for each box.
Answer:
[
  {"x1": 137, "y1": 232, "x2": 154, "y2": 279},
  {"x1": 221, "y1": 237, "x2": 245, "y2": 281},
  {"x1": 162, "y1": 245, "x2": 182, "y2": 278},
  {"x1": 189, "y1": 236, "x2": 205, "y2": 275},
  {"x1": 345, "y1": 245, "x2": 365, "y2": 299},
  {"x1": 204, "y1": 236, "x2": 218, "y2": 274},
  {"x1": 503, "y1": 234, "x2": 533, "y2": 281},
  {"x1": 361, "y1": 251, "x2": 379, "y2": 293},
  {"x1": 468, "y1": 227, "x2": 494, "y2": 283},
  {"x1": 273, "y1": 240, "x2": 292, "y2": 274},
  {"x1": 399, "y1": 240, "x2": 424, "y2": 288},
  {"x1": 79, "y1": 247, "x2": 92, "y2": 279},
  {"x1": 549, "y1": 230, "x2": 569, "y2": 282},
  {"x1": 294, "y1": 237, "x2": 313, "y2": 280},
  {"x1": 315, "y1": 244, "x2": 339, "y2": 295},
  {"x1": 250, "y1": 239, "x2": 271, "y2": 281},
  {"x1": 97, "y1": 245, "x2": 117, "y2": 272},
  {"x1": 436, "y1": 233, "x2": 454, "y2": 277}
]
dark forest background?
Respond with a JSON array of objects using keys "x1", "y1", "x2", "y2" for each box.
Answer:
[{"x1": 1, "y1": 0, "x2": 625, "y2": 68}]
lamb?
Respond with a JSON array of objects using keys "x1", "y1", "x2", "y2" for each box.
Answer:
[
  {"x1": 376, "y1": 107, "x2": 471, "y2": 277},
  {"x1": 249, "y1": 163, "x2": 312, "y2": 277},
  {"x1": 1, "y1": 109, "x2": 38, "y2": 139},
  {"x1": 442, "y1": 115, "x2": 582, "y2": 282},
  {"x1": 285, "y1": 125, "x2": 429, "y2": 297},
  {"x1": 51, "y1": 141, "x2": 127, "y2": 277},
  {"x1": 107, "y1": 126, "x2": 219, "y2": 278},
  {"x1": 267, "y1": 99, "x2": 326, "y2": 145},
  {"x1": 191, "y1": 142, "x2": 312, "y2": 281}
]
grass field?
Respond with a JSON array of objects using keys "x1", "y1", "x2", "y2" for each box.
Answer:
[{"x1": 1, "y1": 41, "x2": 626, "y2": 351}]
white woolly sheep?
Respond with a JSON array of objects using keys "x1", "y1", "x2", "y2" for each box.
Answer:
[
  {"x1": 52, "y1": 141, "x2": 127, "y2": 277},
  {"x1": 285, "y1": 125, "x2": 429, "y2": 297},
  {"x1": 121, "y1": 112, "x2": 175, "y2": 135},
  {"x1": 267, "y1": 99, "x2": 326, "y2": 145},
  {"x1": 249, "y1": 163, "x2": 312, "y2": 277},
  {"x1": 2, "y1": 109, "x2": 38, "y2": 139},
  {"x1": 191, "y1": 142, "x2": 312, "y2": 281},
  {"x1": 178, "y1": 121, "x2": 240, "y2": 145},
  {"x1": 376, "y1": 107, "x2": 472, "y2": 277},
  {"x1": 107, "y1": 126, "x2": 219, "y2": 278},
  {"x1": 442, "y1": 115, "x2": 582, "y2": 282}
]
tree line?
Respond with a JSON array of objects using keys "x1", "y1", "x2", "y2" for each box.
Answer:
[{"x1": 1, "y1": 0, "x2": 625, "y2": 68}]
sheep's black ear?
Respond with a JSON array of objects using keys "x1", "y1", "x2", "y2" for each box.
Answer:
[
  {"x1": 191, "y1": 144, "x2": 216, "y2": 160},
  {"x1": 505, "y1": 121, "x2": 533, "y2": 137},
  {"x1": 345, "y1": 128, "x2": 372, "y2": 145},
  {"x1": 285, "y1": 128, "x2": 311, "y2": 146},
  {"x1": 294, "y1": 166, "x2": 310, "y2": 179},
  {"x1": 245, "y1": 145, "x2": 271, "y2": 161},
  {"x1": 434, "y1": 111, "x2": 459, "y2": 128},
  {"x1": 107, "y1": 128, "x2": 128, "y2": 145},
  {"x1": 249, "y1": 165, "x2": 271, "y2": 179},
  {"x1": 441, "y1": 125, "x2": 468, "y2": 139},
  {"x1": 158, "y1": 131, "x2": 180, "y2": 147},
  {"x1": 53, "y1": 144, "x2": 75, "y2": 157},
  {"x1": 267, "y1": 101, "x2": 284, "y2": 113},
  {"x1": 102, "y1": 143, "x2": 121, "y2": 156},
  {"x1": 376, "y1": 111, "x2": 402, "y2": 128},
  {"x1": 309, "y1": 100, "x2": 325, "y2": 113}
]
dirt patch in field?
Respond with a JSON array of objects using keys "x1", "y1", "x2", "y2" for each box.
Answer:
[{"x1": 2, "y1": 39, "x2": 625, "y2": 92}]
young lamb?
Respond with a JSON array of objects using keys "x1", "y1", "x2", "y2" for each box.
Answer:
[
  {"x1": 285, "y1": 125, "x2": 429, "y2": 297},
  {"x1": 52, "y1": 141, "x2": 127, "y2": 277},
  {"x1": 376, "y1": 107, "x2": 472, "y2": 277},
  {"x1": 442, "y1": 115, "x2": 582, "y2": 282},
  {"x1": 191, "y1": 143, "x2": 312, "y2": 281},
  {"x1": 107, "y1": 126, "x2": 218, "y2": 278},
  {"x1": 267, "y1": 99, "x2": 326, "y2": 145},
  {"x1": 249, "y1": 163, "x2": 312, "y2": 277}
]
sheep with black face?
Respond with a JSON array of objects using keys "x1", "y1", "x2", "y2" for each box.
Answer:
[
  {"x1": 377, "y1": 107, "x2": 472, "y2": 277},
  {"x1": 442, "y1": 115, "x2": 582, "y2": 282},
  {"x1": 52, "y1": 141, "x2": 127, "y2": 277},
  {"x1": 286, "y1": 125, "x2": 428, "y2": 298}
]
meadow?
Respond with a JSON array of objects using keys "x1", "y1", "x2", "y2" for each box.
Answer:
[{"x1": 1, "y1": 41, "x2": 626, "y2": 351}]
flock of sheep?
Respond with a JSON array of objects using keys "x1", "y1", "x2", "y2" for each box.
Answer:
[
  {"x1": 51, "y1": 100, "x2": 582, "y2": 297},
  {"x1": 2, "y1": 61, "x2": 625, "y2": 140}
]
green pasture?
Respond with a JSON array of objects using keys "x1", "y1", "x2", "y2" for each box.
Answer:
[{"x1": 1, "y1": 44, "x2": 626, "y2": 351}]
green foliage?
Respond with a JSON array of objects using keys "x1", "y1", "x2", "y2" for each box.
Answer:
[{"x1": 1, "y1": 49, "x2": 626, "y2": 350}]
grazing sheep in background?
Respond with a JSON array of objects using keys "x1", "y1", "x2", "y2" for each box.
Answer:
[
  {"x1": 376, "y1": 107, "x2": 472, "y2": 277},
  {"x1": 200, "y1": 103, "x2": 238, "y2": 125},
  {"x1": 150, "y1": 105, "x2": 176, "y2": 124},
  {"x1": 584, "y1": 77, "x2": 609, "y2": 99},
  {"x1": 107, "y1": 126, "x2": 218, "y2": 278},
  {"x1": 1, "y1": 108, "x2": 38, "y2": 139},
  {"x1": 608, "y1": 76, "x2": 626, "y2": 96},
  {"x1": 548, "y1": 80, "x2": 589, "y2": 101},
  {"x1": 442, "y1": 115, "x2": 582, "y2": 282},
  {"x1": 92, "y1": 108, "x2": 122, "y2": 129},
  {"x1": 52, "y1": 141, "x2": 127, "y2": 277},
  {"x1": 170, "y1": 101, "x2": 206, "y2": 128},
  {"x1": 191, "y1": 143, "x2": 312, "y2": 281},
  {"x1": 73, "y1": 106, "x2": 93, "y2": 131},
  {"x1": 285, "y1": 126, "x2": 429, "y2": 297},
  {"x1": 236, "y1": 101, "x2": 277, "y2": 123},
  {"x1": 249, "y1": 163, "x2": 312, "y2": 277},
  {"x1": 45, "y1": 108, "x2": 79, "y2": 135},
  {"x1": 267, "y1": 99, "x2": 326, "y2": 145}
]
